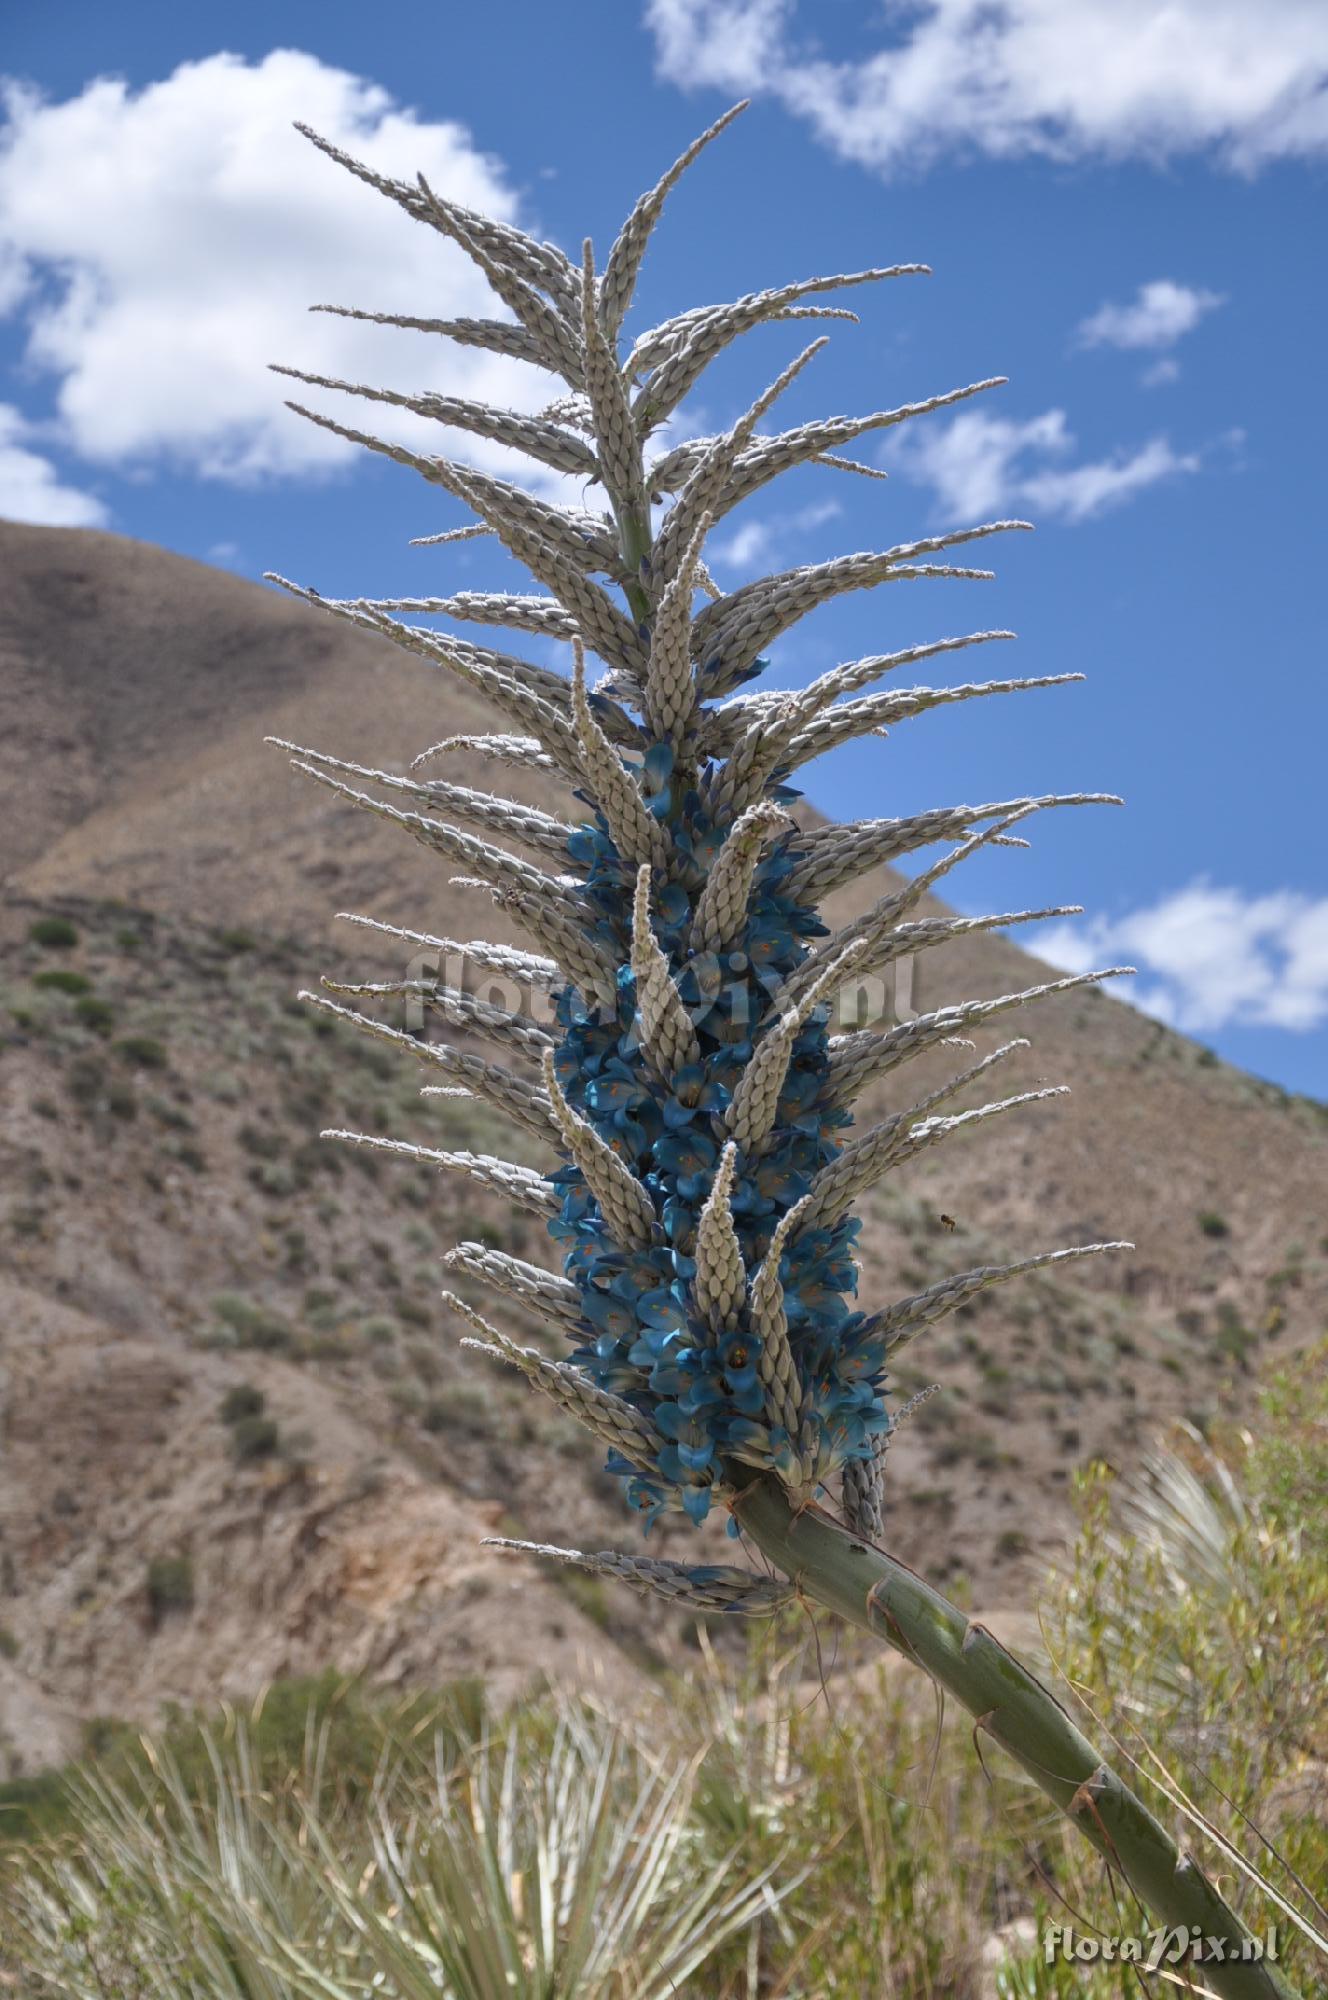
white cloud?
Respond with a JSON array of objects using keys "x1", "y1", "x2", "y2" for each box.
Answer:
[
  {"x1": 884, "y1": 406, "x2": 1198, "y2": 524},
  {"x1": 1077, "y1": 279, "x2": 1224, "y2": 351},
  {"x1": 0, "y1": 52, "x2": 565, "y2": 490},
  {"x1": 711, "y1": 495, "x2": 841, "y2": 574},
  {"x1": 1142, "y1": 356, "x2": 1180, "y2": 388},
  {"x1": 1037, "y1": 882, "x2": 1328, "y2": 1033},
  {"x1": 645, "y1": 0, "x2": 1328, "y2": 175},
  {"x1": 0, "y1": 404, "x2": 108, "y2": 526}
]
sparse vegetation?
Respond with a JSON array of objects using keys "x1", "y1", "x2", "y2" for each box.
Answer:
[
  {"x1": 27, "y1": 917, "x2": 78, "y2": 950},
  {"x1": 229, "y1": 1413, "x2": 280, "y2": 1462},
  {"x1": 115, "y1": 1033, "x2": 167, "y2": 1068},
  {"x1": 1199, "y1": 1209, "x2": 1231, "y2": 1238},
  {"x1": 31, "y1": 969, "x2": 91, "y2": 996},
  {"x1": 209, "y1": 1291, "x2": 291, "y2": 1352},
  {"x1": 145, "y1": 1554, "x2": 194, "y2": 1622},
  {"x1": 219, "y1": 1382, "x2": 265, "y2": 1425}
]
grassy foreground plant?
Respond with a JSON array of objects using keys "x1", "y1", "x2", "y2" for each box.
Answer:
[
  {"x1": 268, "y1": 104, "x2": 1298, "y2": 1997},
  {"x1": 0, "y1": 1688, "x2": 788, "y2": 1999}
]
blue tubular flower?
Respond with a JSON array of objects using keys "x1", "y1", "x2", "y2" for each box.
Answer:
[{"x1": 523, "y1": 756, "x2": 899, "y2": 1539}]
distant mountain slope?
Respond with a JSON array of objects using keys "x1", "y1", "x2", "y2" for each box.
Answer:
[
  {"x1": 2, "y1": 523, "x2": 1325, "y2": 1761},
  {"x1": 1, "y1": 520, "x2": 568, "y2": 946}
]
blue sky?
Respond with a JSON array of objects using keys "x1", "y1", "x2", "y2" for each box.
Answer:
[{"x1": 3, "y1": 1, "x2": 1326, "y2": 1095}]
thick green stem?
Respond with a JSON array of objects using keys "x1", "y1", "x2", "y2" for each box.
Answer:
[
  {"x1": 614, "y1": 499, "x2": 654, "y2": 628},
  {"x1": 727, "y1": 1467, "x2": 1300, "y2": 2000}
]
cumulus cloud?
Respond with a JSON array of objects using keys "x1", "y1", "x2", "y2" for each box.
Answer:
[
  {"x1": 1037, "y1": 882, "x2": 1328, "y2": 1032},
  {"x1": 1077, "y1": 279, "x2": 1225, "y2": 351},
  {"x1": 0, "y1": 404, "x2": 108, "y2": 526},
  {"x1": 710, "y1": 496, "x2": 841, "y2": 574},
  {"x1": 645, "y1": 0, "x2": 1328, "y2": 175},
  {"x1": 884, "y1": 406, "x2": 1198, "y2": 525},
  {"x1": 0, "y1": 51, "x2": 564, "y2": 489}
]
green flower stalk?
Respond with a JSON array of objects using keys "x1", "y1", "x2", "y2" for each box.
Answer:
[{"x1": 270, "y1": 106, "x2": 1299, "y2": 1999}]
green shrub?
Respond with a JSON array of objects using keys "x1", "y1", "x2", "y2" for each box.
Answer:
[
  {"x1": 210, "y1": 1292, "x2": 291, "y2": 1352},
  {"x1": 73, "y1": 995, "x2": 115, "y2": 1035},
  {"x1": 145, "y1": 1555, "x2": 194, "y2": 1622},
  {"x1": 421, "y1": 1383, "x2": 491, "y2": 1434},
  {"x1": 229, "y1": 1414, "x2": 280, "y2": 1462},
  {"x1": 219, "y1": 1383, "x2": 265, "y2": 1425},
  {"x1": 238, "y1": 1121, "x2": 283, "y2": 1159},
  {"x1": 360, "y1": 1314, "x2": 398, "y2": 1346},
  {"x1": 115, "y1": 1033, "x2": 168, "y2": 1068},
  {"x1": 31, "y1": 969, "x2": 91, "y2": 996},
  {"x1": 1198, "y1": 1209, "x2": 1230, "y2": 1238},
  {"x1": 28, "y1": 917, "x2": 78, "y2": 949}
]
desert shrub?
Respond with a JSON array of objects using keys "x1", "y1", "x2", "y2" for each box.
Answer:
[
  {"x1": 145, "y1": 1555, "x2": 194, "y2": 1622},
  {"x1": 115, "y1": 1034, "x2": 167, "y2": 1068},
  {"x1": 248, "y1": 1160, "x2": 298, "y2": 1198},
  {"x1": 421, "y1": 1382, "x2": 492, "y2": 1434},
  {"x1": 1198, "y1": 1209, "x2": 1231, "y2": 1238},
  {"x1": 210, "y1": 1292, "x2": 290, "y2": 1352},
  {"x1": 229, "y1": 1415, "x2": 280, "y2": 1463},
  {"x1": 28, "y1": 917, "x2": 78, "y2": 949},
  {"x1": 219, "y1": 1383, "x2": 264, "y2": 1426},
  {"x1": 1046, "y1": 1361, "x2": 1328, "y2": 1953},
  {"x1": 73, "y1": 995, "x2": 115, "y2": 1035},
  {"x1": 31, "y1": 969, "x2": 91, "y2": 996}
]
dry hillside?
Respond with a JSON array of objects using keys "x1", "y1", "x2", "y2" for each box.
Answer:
[{"x1": 2, "y1": 519, "x2": 1326, "y2": 1775}]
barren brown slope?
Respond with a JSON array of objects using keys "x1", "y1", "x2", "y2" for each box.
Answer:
[
  {"x1": 1, "y1": 520, "x2": 568, "y2": 949},
  {"x1": 2, "y1": 523, "x2": 1326, "y2": 1765}
]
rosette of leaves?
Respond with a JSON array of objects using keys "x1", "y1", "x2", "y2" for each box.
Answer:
[{"x1": 267, "y1": 106, "x2": 1298, "y2": 1999}]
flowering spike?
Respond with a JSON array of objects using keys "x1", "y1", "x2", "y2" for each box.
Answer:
[
  {"x1": 323, "y1": 1135, "x2": 559, "y2": 1216},
  {"x1": 443, "y1": 1244, "x2": 585, "y2": 1338},
  {"x1": 689, "y1": 801, "x2": 791, "y2": 954},
  {"x1": 579, "y1": 239, "x2": 646, "y2": 514},
  {"x1": 801, "y1": 1087, "x2": 1071, "y2": 1233},
  {"x1": 409, "y1": 734, "x2": 556, "y2": 776},
  {"x1": 300, "y1": 993, "x2": 558, "y2": 1151},
  {"x1": 726, "y1": 943, "x2": 866, "y2": 1153},
  {"x1": 649, "y1": 375, "x2": 1005, "y2": 509},
  {"x1": 483, "y1": 1537, "x2": 793, "y2": 1615},
  {"x1": 265, "y1": 737, "x2": 576, "y2": 866},
  {"x1": 747, "y1": 1206, "x2": 807, "y2": 1445},
  {"x1": 570, "y1": 641, "x2": 671, "y2": 870},
  {"x1": 277, "y1": 109, "x2": 1300, "y2": 1989},
  {"x1": 882, "y1": 1243, "x2": 1135, "y2": 1356},
  {"x1": 693, "y1": 1141, "x2": 746, "y2": 1336},
  {"x1": 691, "y1": 523, "x2": 1030, "y2": 696},
  {"x1": 542, "y1": 1050, "x2": 659, "y2": 1251},
  {"x1": 267, "y1": 363, "x2": 598, "y2": 477},
  {"x1": 630, "y1": 865, "x2": 702, "y2": 1075},
  {"x1": 599, "y1": 101, "x2": 749, "y2": 340},
  {"x1": 652, "y1": 338, "x2": 828, "y2": 588},
  {"x1": 633, "y1": 265, "x2": 930, "y2": 435},
  {"x1": 320, "y1": 975, "x2": 552, "y2": 1057},
  {"x1": 825, "y1": 968, "x2": 1136, "y2": 1105},
  {"x1": 643, "y1": 514, "x2": 708, "y2": 748},
  {"x1": 841, "y1": 1441, "x2": 885, "y2": 1541}
]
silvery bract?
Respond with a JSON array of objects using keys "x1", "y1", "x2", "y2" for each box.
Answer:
[{"x1": 266, "y1": 107, "x2": 1294, "y2": 1998}]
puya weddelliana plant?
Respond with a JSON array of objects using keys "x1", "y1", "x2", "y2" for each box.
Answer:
[{"x1": 267, "y1": 105, "x2": 1299, "y2": 2000}]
